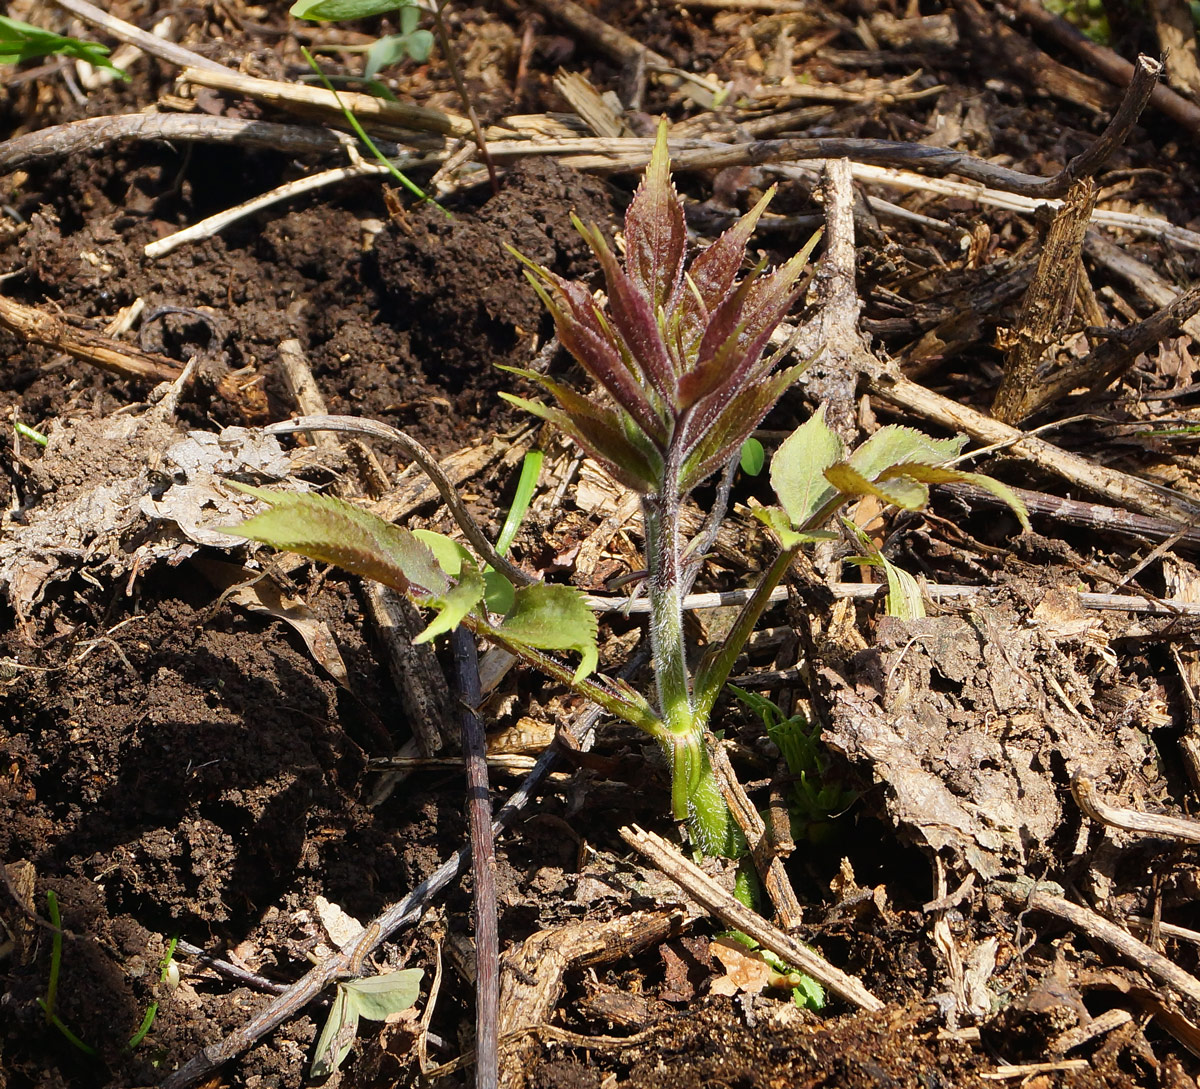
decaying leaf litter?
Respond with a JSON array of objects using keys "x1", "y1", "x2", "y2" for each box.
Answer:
[{"x1": 5, "y1": 0, "x2": 1200, "y2": 1086}]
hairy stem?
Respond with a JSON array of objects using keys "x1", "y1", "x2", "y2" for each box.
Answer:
[
  {"x1": 470, "y1": 617, "x2": 667, "y2": 741},
  {"x1": 643, "y1": 492, "x2": 693, "y2": 740},
  {"x1": 660, "y1": 732, "x2": 733, "y2": 855}
]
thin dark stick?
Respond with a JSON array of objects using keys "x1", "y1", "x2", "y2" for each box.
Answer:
[
  {"x1": 661, "y1": 54, "x2": 1161, "y2": 198},
  {"x1": 159, "y1": 679, "x2": 616, "y2": 1089},
  {"x1": 430, "y1": 0, "x2": 499, "y2": 195},
  {"x1": 451, "y1": 628, "x2": 499, "y2": 1089},
  {"x1": 174, "y1": 940, "x2": 291, "y2": 995},
  {"x1": 939, "y1": 481, "x2": 1200, "y2": 551},
  {"x1": 3, "y1": 55, "x2": 1158, "y2": 208}
]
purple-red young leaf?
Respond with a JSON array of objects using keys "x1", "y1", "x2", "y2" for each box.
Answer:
[
  {"x1": 676, "y1": 187, "x2": 775, "y2": 338},
  {"x1": 676, "y1": 265, "x2": 764, "y2": 408},
  {"x1": 499, "y1": 393, "x2": 662, "y2": 492},
  {"x1": 576, "y1": 217, "x2": 679, "y2": 403},
  {"x1": 536, "y1": 276, "x2": 666, "y2": 441},
  {"x1": 678, "y1": 365, "x2": 803, "y2": 491},
  {"x1": 623, "y1": 121, "x2": 687, "y2": 312}
]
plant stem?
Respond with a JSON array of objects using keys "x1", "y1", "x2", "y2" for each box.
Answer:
[
  {"x1": 642, "y1": 480, "x2": 733, "y2": 850},
  {"x1": 692, "y1": 542, "x2": 800, "y2": 724},
  {"x1": 642, "y1": 492, "x2": 693, "y2": 741},
  {"x1": 471, "y1": 617, "x2": 666, "y2": 740}
]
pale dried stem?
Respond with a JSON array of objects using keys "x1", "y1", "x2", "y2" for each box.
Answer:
[
  {"x1": 621, "y1": 824, "x2": 883, "y2": 1010},
  {"x1": 1073, "y1": 772, "x2": 1200, "y2": 843}
]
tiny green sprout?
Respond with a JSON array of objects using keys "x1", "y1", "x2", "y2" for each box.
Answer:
[
  {"x1": 299, "y1": 47, "x2": 443, "y2": 212},
  {"x1": 35, "y1": 891, "x2": 98, "y2": 1056},
  {"x1": 13, "y1": 420, "x2": 48, "y2": 447},
  {"x1": 41, "y1": 890, "x2": 63, "y2": 1026},
  {"x1": 739, "y1": 437, "x2": 765, "y2": 477}
]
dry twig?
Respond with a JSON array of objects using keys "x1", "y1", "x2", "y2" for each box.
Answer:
[
  {"x1": 620, "y1": 825, "x2": 883, "y2": 1011},
  {"x1": 990, "y1": 876, "x2": 1200, "y2": 1012},
  {"x1": 0, "y1": 295, "x2": 178, "y2": 384},
  {"x1": 451, "y1": 629, "x2": 499, "y2": 1089},
  {"x1": 1072, "y1": 772, "x2": 1200, "y2": 843}
]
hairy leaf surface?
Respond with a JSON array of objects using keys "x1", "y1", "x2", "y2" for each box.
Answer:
[
  {"x1": 224, "y1": 484, "x2": 448, "y2": 596},
  {"x1": 498, "y1": 583, "x2": 599, "y2": 681}
]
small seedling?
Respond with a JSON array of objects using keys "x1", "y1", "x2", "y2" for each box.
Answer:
[
  {"x1": 35, "y1": 891, "x2": 173, "y2": 1057},
  {"x1": 300, "y1": 47, "x2": 443, "y2": 212},
  {"x1": 311, "y1": 968, "x2": 423, "y2": 1077},
  {"x1": 730, "y1": 687, "x2": 855, "y2": 845},
  {"x1": 13, "y1": 420, "x2": 49, "y2": 447},
  {"x1": 224, "y1": 123, "x2": 1028, "y2": 859},
  {"x1": 36, "y1": 891, "x2": 97, "y2": 1055},
  {"x1": 0, "y1": 15, "x2": 129, "y2": 79}
]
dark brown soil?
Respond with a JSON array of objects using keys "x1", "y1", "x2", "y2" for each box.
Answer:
[{"x1": 4, "y1": 2, "x2": 1200, "y2": 1088}]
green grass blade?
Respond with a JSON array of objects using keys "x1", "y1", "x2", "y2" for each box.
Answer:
[{"x1": 494, "y1": 450, "x2": 543, "y2": 558}]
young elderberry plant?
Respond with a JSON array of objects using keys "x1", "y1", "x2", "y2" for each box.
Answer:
[
  {"x1": 504, "y1": 122, "x2": 1029, "y2": 854},
  {"x1": 221, "y1": 123, "x2": 1029, "y2": 860}
]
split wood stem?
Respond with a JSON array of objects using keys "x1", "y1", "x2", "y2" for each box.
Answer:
[{"x1": 451, "y1": 629, "x2": 499, "y2": 1089}]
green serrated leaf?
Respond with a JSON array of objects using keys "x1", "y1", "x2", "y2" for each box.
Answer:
[
  {"x1": 342, "y1": 969, "x2": 423, "y2": 1021},
  {"x1": 310, "y1": 985, "x2": 357, "y2": 1079},
  {"x1": 847, "y1": 425, "x2": 966, "y2": 483},
  {"x1": 498, "y1": 583, "x2": 599, "y2": 681},
  {"x1": 793, "y1": 974, "x2": 826, "y2": 1011},
  {"x1": 878, "y1": 463, "x2": 1031, "y2": 531},
  {"x1": 222, "y1": 483, "x2": 448, "y2": 597},
  {"x1": 824, "y1": 463, "x2": 929, "y2": 509},
  {"x1": 739, "y1": 437, "x2": 765, "y2": 476},
  {"x1": 751, "y1": 505, "x2": 837, "y2": 548},
  {"x1": 770, "y1": 406, "x2": 844, "y2": 530},
  {"x1": 415, "y1": 561, "x2": 485, "y2": 644},
  {"x1": 290, "y1": 0, "x2": 405, "y2": 21}
]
